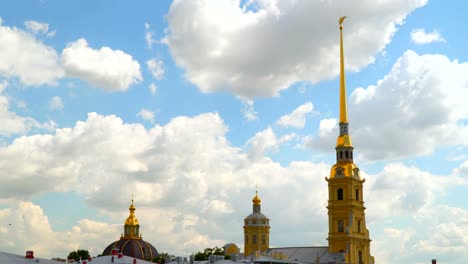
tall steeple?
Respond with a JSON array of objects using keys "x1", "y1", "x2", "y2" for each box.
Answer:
[
  {"x1": 325, "y1": 17, "x2": 374, "y2": 264},
  {"x1": 339, "y1": 16, "x2": 348, "y2": 125}
]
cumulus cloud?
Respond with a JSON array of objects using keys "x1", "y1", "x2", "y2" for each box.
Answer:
[
  {"x1": 0, "y1": 202, "x2": 119, "y2": 258},
  {"x1": 411, "y1": 28, "x2": 445, "y2": 44},
  {"x1": 307, "y1": 50, "x2": 468, "y2": 160},
  {"x1": 246, "y1": 127, "x2": 295, "y2": 160},
  {"x1": 137, "y1": 108, "x2": 155, "y2": 123},
  {"x1": 165, "y1": 0, "x2": 426, "y2": 98},
  {"x1": 61, "y1": 39, "x2": 142, "y2": 91},
  {"x1": 276, "y1": 102, "x2": 313, "y2": 128},
  {"x1": 0, "y1": 81, "x2": 55, "y2": 136},
  {"x1": 0, "y1": 111, "x2": 330, "y2": 257},
  {"x1": 147, "y1": 58, "x2": 165, "y2": 80},
  {"x1": 49, "y1": 96, "x2": 64, "y2": 111},
  {"x1": 0, "y1": 21, "x2": 63, "y2": 86},
  {"x1": 0, "y1": 110, "x2": 467, "y2": 262}
]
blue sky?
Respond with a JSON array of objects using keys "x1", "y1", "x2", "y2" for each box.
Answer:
[{"x1": 0, "y1": 1, "x2": 467, "y2": 263}]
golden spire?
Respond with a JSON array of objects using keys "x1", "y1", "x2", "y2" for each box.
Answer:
[{"x1": 339, "y1": 16, "x2": 348, "y2": 124}]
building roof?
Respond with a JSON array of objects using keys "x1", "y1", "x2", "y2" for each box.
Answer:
[
  {"x1": 83, "y1": 254, "x2": 154, "y2": 264},
  {"x1": 0, "y1": 252, "x2": 65, "y2": 264},
  {"x1": 266, "y1": 247, "x2": 345, "y2": 264}
]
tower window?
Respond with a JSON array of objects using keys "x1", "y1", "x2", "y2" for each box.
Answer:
[
  {"x1": 253, "y1": 234, "x2": 257, "y2": 244},
  {"x1": 351, "y1": 151, "x2": 353, "y2": 159},
  {"x1": 340, "y1": 151, "x2": 343, "y2": 159},
  {"x1": 357, "y1": 220, "x2": 361, "y2": 233},
  {"x1": 337, "y1": 220, "x2": 344, "y2": 232},
  {"x1": 262, "y1": 235, "x2": 266, "y2": 245},
  {"x1": 345, "y1": 150, "x2": 349, "y2": 158},
  {"x1": 337, "y1": 188, "x2": 343, "y2": 200},
  {"x1": 245, "y1": 234, "x2": 248, "y2": 244},
  {"x1": 358, "y1": 251, "x2": 363, "y2": 264},
  {"x1": 356, "y1": 189, "x2": 359, "y2": 201},
  {"x1": 253, "y1": 219, "x2": 257, "y2": 224}
]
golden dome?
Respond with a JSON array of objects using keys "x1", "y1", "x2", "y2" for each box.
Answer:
[
  {"x1": 252, "y1": 191, "x2": 261, "y2": 205},
  {"x1": 125, "y1": 198, "x2": 139, "y2": 226}
]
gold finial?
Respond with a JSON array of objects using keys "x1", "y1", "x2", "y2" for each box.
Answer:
[
  {"x1": 252, "y1": 187, "x2": 261, "y2": 205},
  {"x1": 339, "y1": 16, "x2": 348, "y2": 124},
  {"x1": 125, "y1": 195, "x2": 139, "y2": 226}
]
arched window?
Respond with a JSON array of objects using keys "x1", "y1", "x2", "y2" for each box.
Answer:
[
  {"x1": 337, "y1": 220, "x2": 344, "y2": 232},
  {"x1": 262, "y1": 235, "x2": 266, "y2": 245},
  {"x1": 339, "y1": 151, "x2": 343, "y2": 159},
  {"x1": 245, "y1": 234, "x2": 248, "y2": 244},
  {"x1": 337, "y1": 188, "x2": 343, "y2": 200},
  {"x1": 345, "y1": 150, "x2": 349, "y2": 158},
  {"x1": 357, "y1": 220, "x2": 361, "y2": 233},
  {"x1": 355, "y1": 189, "x2": 359, "y2": 201},
  {"x1": 253, "y1": 234, "x2": 257, "y2": 244},
  {"x1": 358, "y1": 251, "x2": 363, "y2": 264}
]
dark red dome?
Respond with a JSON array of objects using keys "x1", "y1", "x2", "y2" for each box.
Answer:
[{"x1": 102, "y1": 238, "x2": 158, "y2": 261}]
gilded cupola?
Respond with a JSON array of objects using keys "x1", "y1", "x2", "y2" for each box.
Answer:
[{"x1": 123, "y1": 197, "x2": 141, "y2": 239}]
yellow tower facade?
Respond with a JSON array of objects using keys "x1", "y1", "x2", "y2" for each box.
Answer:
[
  {"x1": 243, "y1": 191, "x2": 270, "y2": 257},
  {"x1": 325, "y1": 17, "x2": 374, "y2": 264}
]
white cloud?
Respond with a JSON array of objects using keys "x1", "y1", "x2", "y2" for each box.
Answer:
[
  {"x1": 276, "y1": 102, "x2": 313, "y2": 128},
  {"x1": 240, "y1": 98, "x2": 258, "y2": 121},
  {"x1": 0, "y1": 111, "x2": 467, "y2": 262},
  {"x1": 147, "y1": 58, "x2": 165, "y2": 80},
  {"x1": 137, "y1": 108, "x2": 155, "y2": 123},
  {"x1": 411, "y1": 28, "x2": 445, "y2": 44},
  {"x1": 149, "y1": 82, "x2": 157, "y2": 95},
  {"x1": 61, "y1": 38, "x2": 142, "y2": 91},
  {"x1": 24, "y1": 20, "x2": 49, "y2": 35},
  {"x1": 308, "y1": 50, "x2": 468, "y2": 160},
  {"x1": 0, "y1": 21, "x2": 64, "y2": 86},
  {"x1": 49, "y1": 96, "x2": 63, "y2": 111},
  {"x1": 0, "y1": 202, "x2": 120, "y2": 258},
  {"x1": 0, "y1": 112, "x2": 329, "y2": 257},
  {"x1": 165, "y1": 0, "x2": 426, "y2": 98},
  {"x1": 145, "y1": 23, "x2": 157, "y2": 48},
  {"x1": 246, "y1": 126, "x2": 295, "y2": 160},
  {"x1": 0, "y1": 81, "x2": 55, "y2": 136}
]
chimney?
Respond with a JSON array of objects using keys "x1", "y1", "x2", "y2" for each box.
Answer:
[{"x1": 25, "y1": 251, "x2": 34, "y2": 259}]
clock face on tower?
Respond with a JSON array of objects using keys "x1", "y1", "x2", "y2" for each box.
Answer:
[{"x1": 340, "y1": 125, "x2": 347, "y2": 134}]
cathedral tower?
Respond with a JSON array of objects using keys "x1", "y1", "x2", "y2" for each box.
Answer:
[
  {"x1": 325, "y1": 17, "x2": 374, "y2": 264},
  {"x1": 243, "y1": 190, "x2": 270, "y2": 257}
]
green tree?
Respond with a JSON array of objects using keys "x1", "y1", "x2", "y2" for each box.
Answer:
[
  {"x1": 193, "y1": 246, "x2": 225, "y2": 261},
  {"x1": 152, "y1": 252, "x2": 175, "y2": 263},
  {"x1": 67, "y1": 249, "x2": 90, "y2": 261}
]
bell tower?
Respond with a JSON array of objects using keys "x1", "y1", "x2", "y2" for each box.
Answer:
[
  {"x1": 325, "y1": 16, "x2": 374, "y2": 264},
  {"x1": 243, "y1": 190, "x2": 270, "y2": 257}
]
